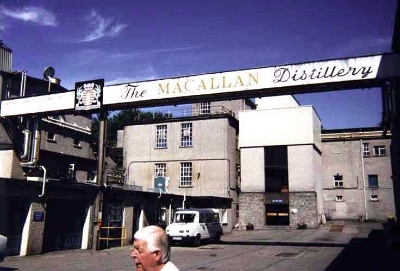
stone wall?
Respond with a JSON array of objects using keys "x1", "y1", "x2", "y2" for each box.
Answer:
[
  {"x1": 239, "y1": 192, "x2": 265, "y2": 229},
  {"x1": 289, "y1": 192, "x2": 319, "y2": 228},
  {"x1": 20, "y1": 202, "x2": 46, "y2": 255},
  {"x1": 123, "y1": 206, "x2": 134, "y2": 246}
]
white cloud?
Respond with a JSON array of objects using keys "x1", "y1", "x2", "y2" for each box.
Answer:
[
  {"x1": 0, "y1": 6, "x2": 57, "y2": 26},
  {"x1": 106, "y1": 65, "x2": 159, "y2": 85},
  {"x1": 66, "y1": 45, "x2": 204, "y2": 66},
  {"x1": 81, "y1": 10, "x2": 127, "y2": 42}
]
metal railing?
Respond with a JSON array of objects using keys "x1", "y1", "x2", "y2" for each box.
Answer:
[
  {"x1": 99, "y1": 226, "x2": 127, "y2": 248},
  {"x1": 105, "y1": 168, "x2": 125, "y2": 184}
]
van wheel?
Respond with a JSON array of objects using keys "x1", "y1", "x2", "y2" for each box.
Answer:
[{"x1": 194, "y1": 234, "x2": 201, "y2": 247}]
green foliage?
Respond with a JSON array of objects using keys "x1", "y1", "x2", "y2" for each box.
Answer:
[{"x1": 91, "y1": 109, "x2": 172, "y2": 148}]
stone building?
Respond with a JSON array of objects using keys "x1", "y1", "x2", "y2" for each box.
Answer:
[
  {"x1": 321, "y1": 129, "x2": 395, "y2": 221},
  {"x1": 239, "y1": 96, "x2": 323, "y2": 229},
  {"x1": 238, "y1": 96, "x2": 394, "y2": 229},
  {"x1": 119, "y1": 100, "x2": 255, "y2": 232},
  {"x1": 0, "y1": 41, "x2": 97, "y2": 256}
]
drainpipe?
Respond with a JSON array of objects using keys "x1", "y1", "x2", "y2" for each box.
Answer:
[
  {"x1": 126, "y1": 161, "x2": 135, "y2": 188},
  {"x1": 18, "y1": 71, "x2": 27, "y2": 124},
  {"x1": 38, "y1": 165, "x2": 47, "y2": 198},
  {"x1": 20, "y1": 118, "x2": 31, "y2": 161},
  {"x1": 21, "y1": 118, "x2": 40, "y2": 167},
  {"x1": 360, "y1": 139, "x2": 368, "y2": 221},
  {"x1": 31, "y1": 118, "x2": 40, "y2": 164}
]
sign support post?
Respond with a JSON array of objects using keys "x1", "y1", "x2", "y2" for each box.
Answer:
[{"x1": 91, "y1": 110, "x2": 107, "y2": 250}]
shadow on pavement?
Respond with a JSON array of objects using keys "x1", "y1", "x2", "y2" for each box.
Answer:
[
  {"x1": 0, "y1": 267, "x2": 18, "y2": 271},
  {"x1": 221, "y1": 240, "x2": 346, "y2": 248},
  {"x1": 325, "y1": 227, "x2": 400, "y2": 271}
]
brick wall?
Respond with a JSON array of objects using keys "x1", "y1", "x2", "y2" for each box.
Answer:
[
  {"x1": 289, "y1": 192, "x2": 319, "y2": 228},
  {"x1": 239, "y1": 192, "x2": 265, "y2": 229}
]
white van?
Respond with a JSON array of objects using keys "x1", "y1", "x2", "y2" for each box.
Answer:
[{"x1": 166, "y1": 208, "x2": 224, "y2": 246}]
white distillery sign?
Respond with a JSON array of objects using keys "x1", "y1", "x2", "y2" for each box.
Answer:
[
  {"x1": 0, "y1": 92, "x2": 75, "y2": 117},
  {"x1": 0, "y1": 54, "x2": 384, "y2": 117},
  {"x1": 103, "y1": 55, "x2": 382, "y2": 105}
]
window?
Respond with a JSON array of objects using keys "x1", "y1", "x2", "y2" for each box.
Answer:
[
  {"x1": 155, "y1": 163, "x2": 166, "y2": 178},
  {"x1": 264, "y1": 146, "x2": 288, "y2": 193},
  {"x1": 362, "y1": 143, "x2": 370, "y2": 156},
  {"x1": 199, "y1": 102, "x2": 211, "y2": 114},
  {"x1": 180, "y1": 162, "x2": 192, "y2": 187},
  {"x1": 373, "y1": 146, "x2": 386, "y2": 156},
  {"x1": 67, "y1": 163, "x2": 75, "y2": 180},
  {"x1": 156, "y1": 125, "x2": 167, "y2": 148},
  {"x1": 336, "y1": 195, "x2": 343, "y2": 201},
  {"x1": 181, "y1": 123, "x2": 193, "y2": 147},
  {"x1": 368, "y1": 174, "x2": 379, "y2": 187},
  {"x1": 205, "y1": 213, "x2": 214, "y2": 223},
  {"x1": 86, "y1": 171, "x2": 97, "y2": 183},
  {"x1": 334, "y1": 174, "x2": 343, "y2": 188},
  {"x1": 73, "y1": 138, "x2": 81, "y2": 147},
  {"x1": 46, "y1": 132, "x2": 56, "y2": 141}
]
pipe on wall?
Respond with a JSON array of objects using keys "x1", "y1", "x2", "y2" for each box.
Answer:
[
  {"x1": 360, "y1": 139, "x2": 368, "y2": 221},
  {"x1": 38, "y1": 165, "x2": 47, "y2": 198},
  {"x1": 20, "y1": 119, "x2": 31, "y2": 161}
]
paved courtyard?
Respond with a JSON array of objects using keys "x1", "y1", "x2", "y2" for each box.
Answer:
[{"x1": 1, "y1": 221, "x2": 398, "y2": 271}]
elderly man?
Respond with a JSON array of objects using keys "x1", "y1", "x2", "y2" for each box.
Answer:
[{"x1": 131, "y1": 225, "x2": 180, "y2": 271}]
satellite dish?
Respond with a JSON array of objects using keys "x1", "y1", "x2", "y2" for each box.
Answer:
[{"x1": 43, "y1": 66, "x2": 55, "y2": 80}]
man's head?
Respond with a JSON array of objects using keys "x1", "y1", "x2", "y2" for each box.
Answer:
[{"x1": 131, "y1": 225, "x2": 170, "y2": 271}]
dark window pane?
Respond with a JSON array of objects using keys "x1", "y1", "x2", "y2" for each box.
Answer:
[{"x1": 368, "y1": 175, "x2": 379, "y2": 187}]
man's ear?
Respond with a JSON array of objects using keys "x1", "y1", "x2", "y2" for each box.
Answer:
[{"x1": 153, "y1": 250, "x2": 162, "y2": 262}]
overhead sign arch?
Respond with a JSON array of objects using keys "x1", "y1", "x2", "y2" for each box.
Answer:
[{"x1": 1, "y1": 53, "x2": 399, "y2": 117}]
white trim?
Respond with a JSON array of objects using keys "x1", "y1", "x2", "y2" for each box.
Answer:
[
  {"x1": 81, "y1": 206, "x2": 92, "y2": 249},
  {"x1": 20, "y1": 204, "x2": 32, "y2": 256},
  {"x1": 42, "y1": 117, "x2": 91, "y2": 135}
]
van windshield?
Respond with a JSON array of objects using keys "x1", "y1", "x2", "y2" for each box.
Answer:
[{"x1": 174, "y1": 213, "x2": 196, "y2": 223}]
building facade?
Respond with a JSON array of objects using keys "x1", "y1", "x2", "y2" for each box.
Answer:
[
  {"x1": 120, "y1": 100, "x2": 255, "y2": 232},
  {"x1": 238, "y1": 96, "x2": 394, "y2": 229},
  {"x1": 321, "y1": 129, "x2": 395, "y2": 221},
  {"x1": 239, "y1": 99, "x2": 323, "y2": 229},
  {"x1": 0, "y1": 42, "x2": 98, "y2": 256}
]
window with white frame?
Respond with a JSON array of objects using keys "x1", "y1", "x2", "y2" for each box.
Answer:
[
  {"x1": 156, "y1": 125, "x2": 167, "y2": 148},
  {"x1": 73, "y1": 138, "x2": 81, "y2": 147},
  {"x1": 362, "y1": 143, "x2": 370, "y2": 156},
  {"x1": 180, "y1": 162, "x2": 192, "y2": 187},
  {"x1": 46, "y1": 132, "x2": 56, "y2": 141},
  {"x1": 199, "y1": 102, "x2": 211, "y2": 114},
  {"x1": 373, "y1": 146, "x2": 386, "y2": 156},
  {"x1": 181, "y1": 123, "x2": 193, "y2": 147},
  {"x1": 336, "y1": 195, "x2": 343, "y2": 201},
  {"x1": 155, "y1": 163, "x2": 166, "y2": 178},
  {"x1": 334, "y1": 174, "x2": 343, "y2": 188}
]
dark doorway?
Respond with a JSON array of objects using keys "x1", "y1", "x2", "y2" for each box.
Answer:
[
  {"x1": 99, "y1": 202, "x2": 123, "y2": 249},
  {"x1": 265, "y1": 146, "x2": 289, "y2": 226},
  {"x1": 4, "y1": 197, "x2": 30, "y2": 255},
  {"x1": 43, "y1": 199, "x2": 87, "y2": 252}
]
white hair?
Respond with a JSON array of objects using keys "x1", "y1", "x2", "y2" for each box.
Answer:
[{"x1": 134, "y1": 225, "x2": 170, "y2": 263}]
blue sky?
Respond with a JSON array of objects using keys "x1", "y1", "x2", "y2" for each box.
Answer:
[{"x1": 0, "y1": 0, "x2": 397, "y2": 129}]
